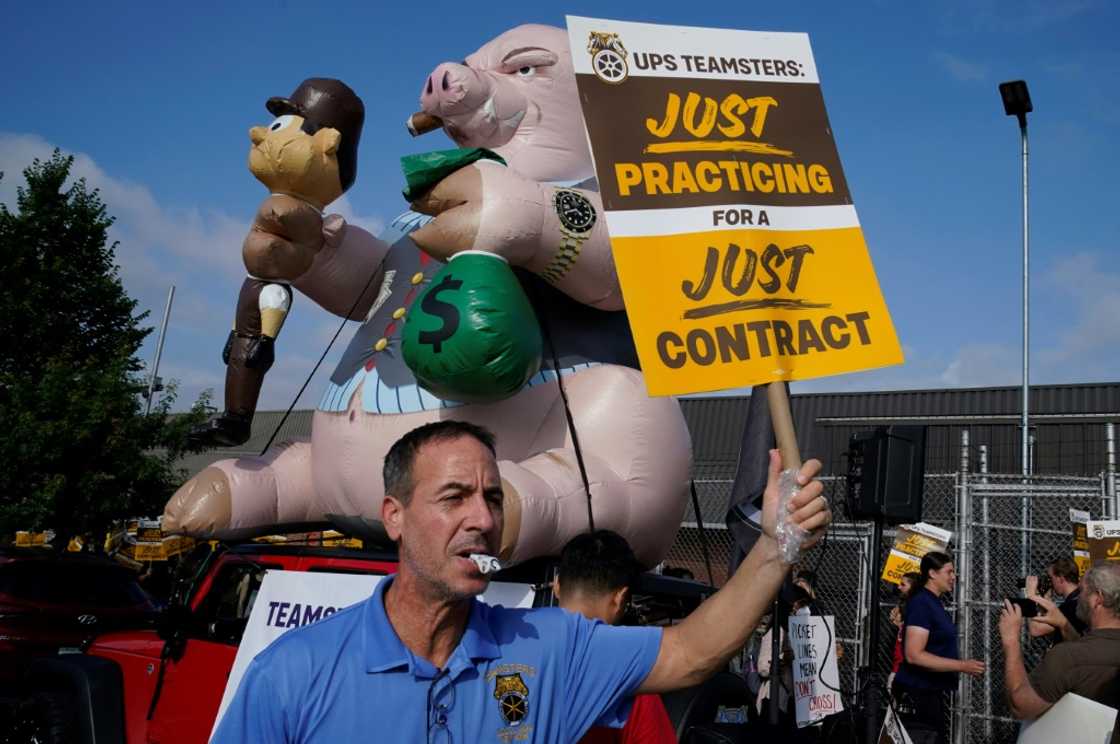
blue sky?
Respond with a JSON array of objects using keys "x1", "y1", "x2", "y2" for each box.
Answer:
[{"x1": 2, "y1": 1, "x2": 1117, "y2": 411}]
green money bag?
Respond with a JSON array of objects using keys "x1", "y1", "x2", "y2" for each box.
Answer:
[{"x1": 402, "y1": 251, "x2": 542, "y2": 403}]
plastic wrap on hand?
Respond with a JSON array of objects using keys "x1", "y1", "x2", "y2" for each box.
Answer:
[{"x1": 776, "y1": 468, "x2": 808, "y2": 564}]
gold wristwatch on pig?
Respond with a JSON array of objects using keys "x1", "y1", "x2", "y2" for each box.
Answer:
[{"x1": 542, "y1": 189, "x2": 597, "y2": 283}]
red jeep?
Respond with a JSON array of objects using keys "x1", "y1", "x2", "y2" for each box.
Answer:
[{"x1": 13, "y1": 539, "x2": 744, "y2": 744}]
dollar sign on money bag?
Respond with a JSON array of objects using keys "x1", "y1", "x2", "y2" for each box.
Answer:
[{"x1": 403, "y1": 251, "x2": 542, "y2": 403}]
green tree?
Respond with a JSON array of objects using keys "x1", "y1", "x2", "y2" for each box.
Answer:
[{"x1": 0, "y1": 150, "x2": 213, "y2": 543}]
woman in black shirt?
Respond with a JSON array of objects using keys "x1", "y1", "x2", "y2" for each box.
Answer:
[{"x1": 892, "y1": 551, "x2": 985, "y2": 744}]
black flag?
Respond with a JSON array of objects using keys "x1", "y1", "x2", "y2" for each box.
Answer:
[
  {"x1": 726, "y1": 383, "x2": 800, "y2": 730},
  {"x1": 725, "y1": 385, "x2": 776, "y2": 570}
]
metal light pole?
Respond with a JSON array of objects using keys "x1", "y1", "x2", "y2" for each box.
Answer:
[
  {"x1": 1000, "y1": 81, "x2": 1034, "y2": 591},
  {"x1": 999, "y1": 80, "x2": 1033, "y2": 477},
  {"x1": 145, "y1": 285, "x2": 176, "y2": 415}
]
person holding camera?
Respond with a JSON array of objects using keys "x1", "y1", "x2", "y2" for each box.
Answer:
[
  {"x1": 892, "y1": 552, "x2": 985, "y2": 744},
  {"x1": 1025, "y1": 556, "x2": 1088, "y2": 644},
  {"x1": 998, "y1": 562, "x2": 1120, "y2": 725}
]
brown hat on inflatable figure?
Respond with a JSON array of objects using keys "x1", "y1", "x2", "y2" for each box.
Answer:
[{"x1": 251, "y1": 77, "x2": 365, "y2": 208}]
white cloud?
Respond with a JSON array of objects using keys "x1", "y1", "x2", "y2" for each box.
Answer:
[
  {"x1": 1037, "y1": 252, "x2": 1120, "y2": 376},
  {"x1": 938, "y1": 343, "x2": 1020, "y2": 387},
  {"x1": 933, "y1": 51, "x2": 988, "y2": 82},
  {"x1": 0, "y1": 132, "x2": 248, "y2": 318}
]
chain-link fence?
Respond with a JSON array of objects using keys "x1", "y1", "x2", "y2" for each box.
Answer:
[
  {"x1": 663, "y1": 423, "x2": 1118, "y2": 741},
  {"x1": 958, "y1": 469, "x2": 1111, "y2": 743},
  {"x1": 663, "y1": 472, "x2": 958, "y2": 702}
]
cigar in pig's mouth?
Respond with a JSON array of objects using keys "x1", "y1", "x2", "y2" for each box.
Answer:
[{"x1": 407, "y1": 111, "x2": 443, "y2": 137}]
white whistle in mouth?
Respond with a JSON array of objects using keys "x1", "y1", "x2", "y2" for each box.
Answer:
[{"x1": 469, "y1": 553, "x2": 503, "y2": 574}]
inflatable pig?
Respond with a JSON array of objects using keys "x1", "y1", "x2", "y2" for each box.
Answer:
[{"x1": 164, "y1": 24, "x2": 692, "y2": 566}]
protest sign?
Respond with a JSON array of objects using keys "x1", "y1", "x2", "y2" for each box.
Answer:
[
  {"x1": 1086, "y1": 519, "x2": 1120, "y2": 564},
  {"x1": 879, "y1": 704, "x2": 914, "y2": 744},
  {"x1": 14, "y1": 530, "x2": 51, "y2": 547},
  {"x1": 567, "y1": 16, "x2": 902, "y2": 396},
  {"x1": 1071, "y1": 508, "x2": 1090, "y2": 576},
  {"x1": 210, "y1": 571, "x2": 534, "y2": 740},
  {"x1": 105, "y1": 518, "x2": 195, "y2": 564},
  {"x1": 788, "y1": 614, "x2": 844, "y2": 728},
  {"x1": 881, "y1": 522, "x2": 952, "y2": 586},
  {"x1": 1017, "y1": 692, "x2": 1118, "y2": 744}
]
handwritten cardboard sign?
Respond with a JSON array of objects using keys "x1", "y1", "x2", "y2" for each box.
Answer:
[
  {"x1": 567, "y1": 16, "x2": 902, "y2": 395},
  {"x1": 787, "y1": 614, "x2": 844, "y2": 728}
]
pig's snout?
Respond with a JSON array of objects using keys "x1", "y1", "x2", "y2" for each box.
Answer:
[{"x1": 420, "y1": 62, "x2": 492, "y2": 117}]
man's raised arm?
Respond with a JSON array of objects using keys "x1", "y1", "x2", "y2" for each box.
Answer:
[{"x1": 639, "y1": 450, "x2": 830, "y2": 693}]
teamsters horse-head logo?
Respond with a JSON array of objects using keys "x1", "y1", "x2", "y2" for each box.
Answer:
[
  {"x1": 587, "y1": 31, "x2": 629, "y2": 84},
  {"x1": 493, "y1": 672, "x2": 529, "y2": 725}
]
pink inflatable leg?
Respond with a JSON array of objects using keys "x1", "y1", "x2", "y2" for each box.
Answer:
[
  {"x1": 498, "y1": 365, "x2": 692, "y2": 566},
  {"x1": 163, "y1": 438, "x2": 314, "y2": 537}
]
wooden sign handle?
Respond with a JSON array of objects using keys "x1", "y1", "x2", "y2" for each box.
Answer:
[{"x1": 766, "y1": 382, "x2": 802, "y2": 471}]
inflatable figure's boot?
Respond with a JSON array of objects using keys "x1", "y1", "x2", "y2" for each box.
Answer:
[{"x1": 164, "y1": 438, "x2": 314, "y2": 537}]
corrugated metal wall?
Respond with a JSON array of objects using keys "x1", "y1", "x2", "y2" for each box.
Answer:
[{"x1": 680, "y1": 381, "x2": 1120, "y2": 476}]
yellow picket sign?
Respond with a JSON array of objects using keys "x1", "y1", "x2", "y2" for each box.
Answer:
[
  {"x1": 882, "y1": 550, "x2": 921, "y2": 586},
  {"x1": 14, "y1": 531, "x2": 51, "y2": 547},
  {"x1": 1071, "y1": 509, "x2": 1091, "y2": 576},
  {"x1": 568, "y1": 16, "x2": 902, "y2": 395},
  {"x1": 1086, "y1": 520, "x2": 1120, "y2": 565},
  {"x1": 880, "y1": 523, "x2": 952, "y2": 586}
]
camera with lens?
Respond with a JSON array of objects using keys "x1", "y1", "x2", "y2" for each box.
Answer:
[{"x1": 1016, "y1": 573, "x2": 1052, "y2": 596}]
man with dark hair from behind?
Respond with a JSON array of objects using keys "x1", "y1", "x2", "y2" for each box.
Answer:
[{"x1": 554, "y1": 530, "x2": 678, "y2": 744}]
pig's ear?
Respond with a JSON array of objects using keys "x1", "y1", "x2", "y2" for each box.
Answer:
[{"x1": 314, "y1": 127, "x2": 341, "y2": 156}]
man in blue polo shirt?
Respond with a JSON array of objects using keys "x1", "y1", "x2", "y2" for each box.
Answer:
[{"x1": 213, "y1": 420, "x2": 830, "y2": 742}]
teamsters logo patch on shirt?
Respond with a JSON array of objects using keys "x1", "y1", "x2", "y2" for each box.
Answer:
[{"x1": 493, "y1": 672, "x2": 529, "y2": 725}]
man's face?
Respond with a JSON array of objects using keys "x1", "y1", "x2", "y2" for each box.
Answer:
[
  {"x1": 1049, "y1": 568, "x2": 1078, "y2": 597},
  {"x1": 387, "y1": 435, "x2": 504, "y2": 601}
]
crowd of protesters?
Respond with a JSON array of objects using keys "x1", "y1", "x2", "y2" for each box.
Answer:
[{"x1": 880, "y1": 550, "x2": 1120, "y2": 744}]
